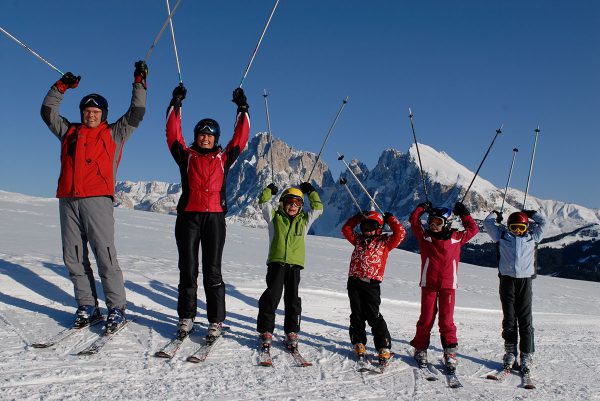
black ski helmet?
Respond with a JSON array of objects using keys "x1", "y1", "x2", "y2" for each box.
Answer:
[
  {"x1": 79, "y1": 94, "x2": 109, "y2": 122},
  {"x1": 193, "y1": 118, "x2": 220, "y2": 144},
  {"x1": 427, "y1": 207, "x2": 453, "y2": 231}
]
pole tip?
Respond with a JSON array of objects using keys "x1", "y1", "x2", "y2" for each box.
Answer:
[{"x1": 408, "y1": 107, "x2": 413, "y2": 117}]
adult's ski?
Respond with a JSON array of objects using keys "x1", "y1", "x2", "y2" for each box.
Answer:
[
  {"x1": 280, "y1": 336, "x2": 312, "y2": 367},
  {"x1": 77, "y1": 320, "x2": 131, "y2": 356},
  {"x1": 186, "y1": 334, "x2": 224, "y2": 363},
  {"x1": 30, "y1": 316, "x2": 104, "y2": 348}
]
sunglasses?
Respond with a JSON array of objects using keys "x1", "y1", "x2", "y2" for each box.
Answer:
[
  {"x1": 509, "y1": 223, "x2": 528, "y2": 233},
  {"x1": 198, "y1": 125, "x2": 217, "y2": 135},
  {"x1": 428, "y1": 217, "x2": 445, "y2": 227},
  {"x1": 284, "y1": 198, "x2": 303, "y2": 207}
]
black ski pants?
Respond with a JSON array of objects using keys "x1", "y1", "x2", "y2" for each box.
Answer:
[
  {"x1": 175, "y1": 212, "x2": 226, "y2": 323},
  {"x1": 347, "y1": 277, "x2": 391, "y2": 350},
  {"x1": 257, "y1": 263, "x2": 302, "y2": 334},
  {"x1": 499, "y1": 274, "x2": 534, "y2": 354}
]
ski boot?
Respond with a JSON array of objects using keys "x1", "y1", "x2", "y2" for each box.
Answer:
[
  {"x1": 176, "y1": 318, "x2": 194, "y2": 340},
  {"x1": 73, "y1": 305, "x2": 102, "y2": 329},
  {"x1": 206, "y1": 322, "x2": 223, "y2": 342},
  {"x1": 414, "y1": 348, "x2": 428, "y2": 368},
  {"x1": 378, "y1": 347, "x2": 391, "y2": 367},
  {"x1": 443, "y1": 346, "x2": 458, "y2": 374},
  {"x1": 502, "y1": 343, "x2": 518, "y2": 370},
  {"x1": 105, "y1": 307, "x2": 126, "y2": 334},
  {"x1": 285, "y1": 332, "x2": 299, "y2": 350},
  {"x1": 259, "y1": 331, "x2": 273, "y2": 349},
  {"x1": 520, "y1": 352, "x2": 533, "y2": 375},
  {"x1": 353, "y1": 343, "x2": 366, "y2": 357}
]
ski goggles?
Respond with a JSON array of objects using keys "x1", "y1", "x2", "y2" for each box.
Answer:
[
  {"x1": 197, "y1": 124, "x2": 218, "y2": 135},
  {"x1": 428, "y1": 217, "x2": 445, "y2": 227},
  {"x1": 283, "y1": 197, "x2": 303, "y2": 207},
  {"x1": 508, "y1": 223, "x2": 528, "y2": 234}
]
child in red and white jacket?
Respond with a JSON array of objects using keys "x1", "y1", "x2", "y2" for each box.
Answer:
[
  {"x1": 409, "y1": 201, "x2": 479, "y2": 373},
  {"x1": 342, "y1": 211, "x2": 406, "y2": 362}
]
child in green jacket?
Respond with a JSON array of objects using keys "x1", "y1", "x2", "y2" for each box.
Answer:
[{"x1": 256, "y1": 182, "x2": 323, "y2": 350}]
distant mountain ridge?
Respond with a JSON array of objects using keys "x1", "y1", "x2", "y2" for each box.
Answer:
[{"x1": 114, "y1": 133, "x2": 600, "y2": 281}]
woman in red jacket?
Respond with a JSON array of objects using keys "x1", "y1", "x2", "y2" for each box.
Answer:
[
  {"x1": 409, "y1": 201, "x2": 479, "y2": 373},
  {"x1": 165, "y1": 84, "x2": 249, "y2": 341}
]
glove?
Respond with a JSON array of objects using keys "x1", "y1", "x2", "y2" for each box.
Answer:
[
  {"x1": 232, "y1": 87, "x2": 249, "y2": 111},
  {"x1": 492, "y1": 210, "x2": 503, "y2": 223},
  {"x1": 299, "y1": 182, "x2": 315, "y2": 194},
  {"x1": 453, "y1": 202, "x2": 469, "y2": 216},
  {"x1": 267, "y1": 183, "x2": 278, "y2": 196},
  {"x1": 522, "y1": 209, "x2": 537, "y2": 218},
  {"x1": 383, "y1": 212, "x2": 394, "y2": 224},
  {"x1": 134, "y1": 60, "x2": 148, "y2": 88},
  {"x1": 55, "y1": 72, "x2": 81, "y2": 94},
  {"x1": 170, "y1": 84, "x2": 187, "y2": 109},
  {"x1": 418, "y1": 201, "x2": 432, "y2": 213}
]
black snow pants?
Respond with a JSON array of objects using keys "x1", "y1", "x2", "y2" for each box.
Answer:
[
  {"x1": 175, "y1": 212, "x2": 226, "y2": 323},
  {"x1": 256, "y1": 263, "x2": 302, "y2": 334},
  {"x1": 347, "y1": 277, "x2": 391, "y2": 350},
  {"x1": 499, "y1": 274, "x2": 534, "y2": 354}
]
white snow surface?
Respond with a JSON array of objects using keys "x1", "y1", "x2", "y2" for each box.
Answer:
[{"x1": 1, "y1": 190, "x2": 600, "y2": 401}]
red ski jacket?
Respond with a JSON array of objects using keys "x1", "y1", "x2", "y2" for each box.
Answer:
[
  {"x1": 409, "y1": 205, "x2": 479, "y2": 289},
  {"x1": 166, "y1": 105, "x2": 249, "y2": 213},
  {"x1": 342, "y1": 214, "x2": 406, "y2": 282}
]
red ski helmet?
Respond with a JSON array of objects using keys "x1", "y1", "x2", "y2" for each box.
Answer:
[
  {"x1": 507, "y1": 212, "x2": 529, "y2": 235},
  {"x1": 360, "y1": 211, "x2": 384, "y2": 234}
]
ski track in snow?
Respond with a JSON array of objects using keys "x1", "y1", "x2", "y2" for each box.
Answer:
[{"x1": 1, "y1": 193, "x2": 600, "y2": 400}]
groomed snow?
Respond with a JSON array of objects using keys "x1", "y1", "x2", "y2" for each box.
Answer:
[{"x1": 1, "y1": 190, "x2": 599, "y2": 401}]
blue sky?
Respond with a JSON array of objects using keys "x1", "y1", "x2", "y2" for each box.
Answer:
[{"x1": 1, "y1": 1, "x2": 599, "y2": 209}]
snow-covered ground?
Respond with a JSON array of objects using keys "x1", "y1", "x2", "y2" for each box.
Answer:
[{"x1": 1, "y1": 190, "x2": 599, "y2": 401}]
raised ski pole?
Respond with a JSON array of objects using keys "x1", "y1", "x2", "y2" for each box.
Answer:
[
  {"x1": 166, "y1": 0, "x2": 183, "y2": 83},
  {"x1": 408, "y1": 108, "x2": 429, "y2": 203},
  {"x1": 523, "y1": 126, "x2": 540, "y2": 209},
  {"x1": 0, "y1": 26, "x2": 64, "y2": 75},
  {"x1": 238, "y1": 0, "x2": 280, "y2": 88},
  {"x1": 306, "y1": 96, "x2": 350, "y2": 182},
  {"x1": 339, "y1": 177, "x2": 363, "y2": 214},
  {"x1": 460, "y1": 125, "x2": 503, "y2": 203},
  {"x1": 500, "y1": 148, "x2": 519, "y2": 215},
  {"x1": 263, "y1": 89, "x2": 275, "y2": 183},
  {"x1": 145, "y1": 0, "x2": 182, "y2": 61},
  {"x1": 337, "y1": 153, "x2": 384, "y2": 215}
]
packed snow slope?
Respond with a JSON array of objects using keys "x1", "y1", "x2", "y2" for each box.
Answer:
[{"x1": 1, "y1": 190, "x2": 599, "y2": 401}]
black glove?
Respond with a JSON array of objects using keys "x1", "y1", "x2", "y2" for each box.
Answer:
[
  {"x1": 55, "y1": 72, "x2": 81, "y2": 94},
  {"x1": 522, "y1": 209, "x2": 537, "y2": 218},
  {"x1": 299, "y1": 182, "x2": 315, "y2": 194},
  {"x1": 134, "y1": 60, "x2": 148, "y2": 89},
  {"x1": 170, "y1": 84, "x2": 187, "y2": 109},
  {"x1": 383, "y1": 212, "x2": 393, "y2": 224},
  {"x1": 492, "y1": 210, "x2": 503, "y2": 223},
  {"x1": 453, "y1": 202, "x2": 469, "y2": 216},
  {"x1": 418, "y1": 201, "x2": 432, "y2": 213},
  {"x1": 267, "y1": 183, "x2": 278, "y2": 196},
  {"x1": 232, "y1": 87, "x2": 248, "y2": 111}
]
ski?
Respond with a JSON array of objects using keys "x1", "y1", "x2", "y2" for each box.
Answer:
[
  {"x1": 154, "y1": 332, "x2": 192, "y2": 359},
  {"x1": 445, "y1": 367, "x2": 463, "y2": 388},
  {"x1": 258, "y1": 345, "x2": 273, "y2": 366},
  {"x1": 281, "y1": 337, "x2": 312, "y2": 367},
  {"x1": 521, "y1": 370, "x2": 536, "y2": 390},
  {"x1": 186, "y1": 334, "x2": 224, "y2": 363},
  {"x1": 417, "y1": 363, "x2": 440, "y2": 381},
  {"x1": 30, "y1": 316, "x2": 104, "y2": 348},
  {"x1": 354, "y1": 353, "x2": 374, "y2": 373},
  {"x1": 487, "y1": 368, "x2": 512, "y2": 381},
  {"x1": 77, "y1": 320, "x2": 131, "y2": 356}
]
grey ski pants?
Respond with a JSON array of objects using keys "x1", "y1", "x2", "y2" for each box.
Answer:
[{"x1": 59, "y1": 197, "x2": 126, "y2": 310}]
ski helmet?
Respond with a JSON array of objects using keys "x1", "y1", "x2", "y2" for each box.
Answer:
[
  {"x1": 427, "y1": 207, "x2": 453, "y2": 230},
  {"x1": 360, "y1": 211, "x2": 384, "y2": 235},
  {"x1": 79, "y1": 94, "x2": 108, "y2": 122},
  {"x1": 194, "y1": 118, "x2": 220, "y2": 144},
  {"x1": 507, "y1": 212, "x2": 529, "y2": 235},
  {"x1": 280, "y1": 188, "x2": 304, "y2": 205}
]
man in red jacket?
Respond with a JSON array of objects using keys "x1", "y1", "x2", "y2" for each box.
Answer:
[
  {"x1": 408, "y1": 201, "x2": 479, "y2": 373},
  {"x1": 165, "y1": 84, "x2": 249, "y2": 341},
  {"x1": 40, "y1": 62, "x2": 147, "y2": 334}
]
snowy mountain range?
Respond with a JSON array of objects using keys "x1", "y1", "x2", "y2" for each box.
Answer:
[{"x1": 114, "y1": 133, "x2": 600, "y2": 281}]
